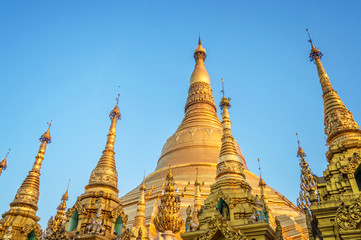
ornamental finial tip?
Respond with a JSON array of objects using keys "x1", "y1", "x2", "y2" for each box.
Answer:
[
  {"x1": 198, "y1": 33, "x2": 201, "y2": 46},
  {"x1": 296, "y1": 133, "x2": 306, "y2": 158},
  {"x1": 306, "y1": 29, "x2": 323, "y2": 62},
  {"x1": 40, "y1": 121, "x2": 52, "y2": 143}
]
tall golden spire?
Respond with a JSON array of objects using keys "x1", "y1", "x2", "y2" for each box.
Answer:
[
  {"x1": 307, "y1": 29, "x2": 361, "y2": 145},
  {"x1": 153, "y1": 164, "x2": 183, "y2": 234},
  {"x1": 0, "y1": 149, "x2": 10, "y2": 176},
  {"x1": 2, "y1": 122, "x2": 52, "y2": 221},
  {"x1": 86, "y1": 94, "x2": 121, "y2": 193},
  {"x1": 190, "y1": 34, "x2": 209, "y2": 85},
  {"x1": 216, "y1": 85, "x2": 247, "y2": 184},
  {"x1": 296, "y1": 133, "x2": 319, "y2": 212}
]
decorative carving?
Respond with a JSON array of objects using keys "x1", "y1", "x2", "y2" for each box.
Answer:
[
  {"x1": 22, "y1": 222, "x2": 43, "y2": 239},
  {"x1": 66, "y1": 200, "x2": 88, "y2": 218},
  {"x1": 210, "y1": 191, "x2": 235, "y2": 209},
  {"x1": 340, "y1": 153, "x2": 361, "y2": 177},
  {"x1": 336, "y1": 195, "x2": 361, "y2": 230},
  {"x1": 153, "y1": 165, "x2": 183, "y2": 233},
  {"x1": 296, "y1": 135, "x2": 319, "y2": 211},
  {"x1": 85, "y1": 206, "x2": 106, "y2": 235},
  {"x1": 274, "y1": 217, "x2": 284, "y2": 240},
  {"x1": 111, "y1": 204, "x2": 128, "y2": 225},
  {"x1": 44, "y1": 223, "x2": 68, "y2": 240},
  {"x1": 196, "y1": 211, "x2": 247, "y2": 240}
]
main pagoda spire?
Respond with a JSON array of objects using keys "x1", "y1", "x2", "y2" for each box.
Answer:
[
  {"x1": 0, "y1": 122, "x2": 52, "y2": 239},
  {"x1": 86, "y1": 94, "x2": 121, "y2": 194},
  {"x1": 307, "y1": 29, "x2": 361, "y2": 146}
]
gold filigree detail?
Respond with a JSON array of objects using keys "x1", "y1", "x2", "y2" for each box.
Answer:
[
  {"x1": 210, "y1": 191, "x2": 235, "y2": 209},
  {"x1": 66, "y1": 201, "x2": 88, "y2": 218},
  {"x1": 336, "y1": 195, "x2": 361, "y2": 230},
  {"x1": 153, "y1": 165, "x2": 183, "y2": 233},
  {"x1": 340, "y1": 153, "x2": 361, "y2": 176},
  {"x1": 22, "y1": 222, "x2": 42, "y2": 239},
  {"x1": 196, "y1": 211, "x2": 247, "y2": 240},
  {"x1": 111, "y1": 204, "x2": 128, "y2": 225}
]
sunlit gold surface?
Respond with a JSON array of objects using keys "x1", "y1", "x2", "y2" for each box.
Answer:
[
  {"x1": 0, "y1": 124, "x2": 52, "y2": 239},
  {"x1": 305, "y1": 32, "x2": 361, "y2": 239},
  {"x1": 121, "y1": 39, "x2": 306, "y2": 240},
  {"x1": 64, "y1": 98, "x2": 128, "y2": 239}
]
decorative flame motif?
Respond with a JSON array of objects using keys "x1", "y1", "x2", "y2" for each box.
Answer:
[
  {"x1": 296, "y1": 133, "x2": 319, "y2": 212},
  {"x1": 153, "y1": 164, "x2": 183, "y2": 233}
]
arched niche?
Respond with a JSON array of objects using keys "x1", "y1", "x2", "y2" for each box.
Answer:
[
  {"x1": 114, "y1": 216, "x2": 123, "y2": 236},
  {"x1": 216, "y1": 198, "x2": 230, "y2": 220},
  {"x1": 68, "y1": 210, "x2": 79, "y2": 232},
  {"x1": 26, "y1": 230, "x2": 36, "y2": 240}
]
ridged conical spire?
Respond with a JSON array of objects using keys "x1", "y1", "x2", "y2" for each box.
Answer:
[
  {"x1": 3, "y1": 122, "x2": 52, "y2": 221},
  {"x1": 86, "y1": 95, "x2": 121, "y2": 193},
  {"x1": 132, "y1": 178, "x2": 147, "y2": 237},
  {"x1": 307, "y1": 29, "x2": 361, "y2": 145},
  {"x1": 53, "y1": 185, "x2": 69, "y2": 230},
  {"x1": 296, "y1": 133, "x2": 319, "y2": 212},
  {"x1": 0, "y1": 149, "x2": 10, "y2": 176},
  {"x1": 216, "y1": 96, "x2": 247, "y2": 183},
  {"x1": 177, "y1": 37, "x2": 219, "y2": 132},
  {"x1": 153, "y1": 164, "x2": 183, "y2": 234}
]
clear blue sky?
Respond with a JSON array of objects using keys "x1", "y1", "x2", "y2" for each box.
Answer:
[{"x1": 1, "y1": 1, "x2": 361, "y2": 228}]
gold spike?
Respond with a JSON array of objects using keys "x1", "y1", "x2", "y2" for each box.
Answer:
[
  {"x1": 194, "y1": 167, "x2": 202, "y2": 211},
  {"x1": 52, "y1": 183, "x2": 69, "y2": 232},
  {"x1": 86, "y1": 95, "x2": 121, "y2": 193},
  {"x1": 2, "y1": 123, "x2": 52, "y2": 222},
  {"x1": 306, "y1": 30, "x2": 361, "y2": 145},
  {"x1": 153, "y1": 164, "x2": 183, "y2": 233}
]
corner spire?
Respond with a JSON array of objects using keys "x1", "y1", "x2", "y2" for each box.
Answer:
[
  {"x1": 2, "y1": 122, "x2": 52, "y2": 222},
  {"x1": 86, "y1": 95, "x2": 121, "y2": 193},
  {"x1": 52, "y1": 183, "x2": 69, "y2": 232},
  {"x1": 296, "y1": 133, "x2": 319, "y2": 212},
  {"x1": 0, "y1": 149, "x2": 10, "y2": 176},
  {"x1": 216, "y1": 84, "x2": 248, "y2": 184},
  {"x1": 306, "y1": 29, "x2": 361, "y2": 145},
  {"x1": 153, "y1": 164, "x2": 183, "y2": 234},
  {"x1": 194, "y1": 167, "x2": 202, "y2": 211}
]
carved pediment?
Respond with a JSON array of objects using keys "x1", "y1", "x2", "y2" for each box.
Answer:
[
  {"x1": 340, "y1": 153, "x2": 361, "y2": 175},
  {"x1": 111, "y1": 204, "x2": 128, "y2": 225},
  {"x1": 22, "y1": 222, "x2": 42, "y2": 239},
  {"x1": 66, "y1": 200, "x2": 88, "y2": 218},
  {"x1": 196, "y1": 211, "x2": 247, "y2": 240},
  {"x1": 210, "y1": 191, "x2": 235, "y2": 209}
]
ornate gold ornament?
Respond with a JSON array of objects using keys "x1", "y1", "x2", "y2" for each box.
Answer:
[
  {"x1": 209, "y1": 190, "x2": 235, "y2": 209},
  {"x1": 340, "y1": 153, "x2": 361, "y2": 177},
  {"x1": 335, "y1": 195, "x2": 361, "y2": 230},
  {"x1": 196, "y1": 211, "x2": 247, "y2": 240},
  {"x1": 153, "y1": 165, "x2": 183, "y2": 233},
  {"x1": 274, "y1": 217, "x2": 284, "y2": 240},
  {"x1": 66, "y1": 200, "x2": 88, "y2": 218},
  {"x1": 296, "y1": 133, "x2": 319, "y2": 211}
]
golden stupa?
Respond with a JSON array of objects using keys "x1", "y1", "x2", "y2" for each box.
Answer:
[{"x1": 120, "y1": 38, "x2": 307, "y2": 239}]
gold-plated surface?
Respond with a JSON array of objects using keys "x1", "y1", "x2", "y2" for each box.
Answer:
[
  {"x1": 44, "y1": 186, "x2": 69, "y2": 239},
  {"x1": 121, "y1": 39, "x2": 305, "y2": 240},
  {"x1": 307, "y1": 30, "x2": 361, "y2": 146},
  {"x1": 296, "y1": 134, "x2": 319, "y2": 212},
  {"x1": 64, "y1": 97, "x2": 128, "y2": 239},
  {"x1": 0, "y1": 123, "x2": 52, "y2": 239},
  {"x1": 304, "y1": 30, "x2": 361, "y2": 240},
  {"x1": 153, "y1": 165, "x2": 183, "y2": 234},
  {"x1": 181, "y1": 95, "x2": 275, "y2": 240}
]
